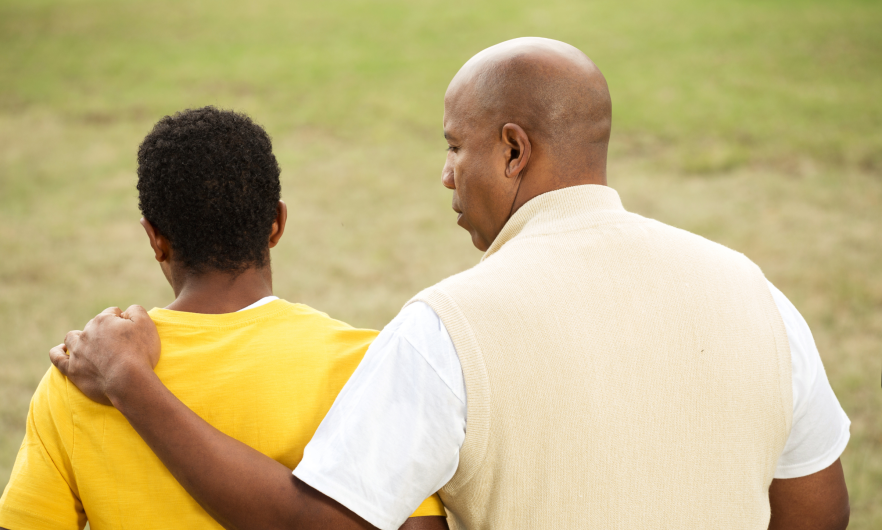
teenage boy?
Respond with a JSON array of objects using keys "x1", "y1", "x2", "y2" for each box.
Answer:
[{"x1": 0, "y1": 107, "x2": 446, "y2": 530}]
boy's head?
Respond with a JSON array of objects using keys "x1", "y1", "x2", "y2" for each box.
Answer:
[{"x1": 137, "y1": 106, "x2": 283, "y2": 280}]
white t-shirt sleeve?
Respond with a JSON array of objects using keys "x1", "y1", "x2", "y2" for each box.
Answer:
[
  {"x1": 293, "y1": 302, "x2": 466, "y2": 530},
  {"x1": 769, "y1": 281, "x2": 851, "y2": 479}
]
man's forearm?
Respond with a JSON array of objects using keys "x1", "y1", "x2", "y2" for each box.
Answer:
[{"x1": 110, "y1": 367, "x2": 374, "y2": 530}]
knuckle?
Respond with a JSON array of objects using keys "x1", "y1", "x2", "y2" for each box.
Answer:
[{"x1": 65, "y1": 330, "x2": 83, "y2": 349}]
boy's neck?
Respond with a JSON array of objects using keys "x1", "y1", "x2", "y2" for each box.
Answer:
[{"x1": 165, "y1": 267, "x2": 274, "y2": 315}]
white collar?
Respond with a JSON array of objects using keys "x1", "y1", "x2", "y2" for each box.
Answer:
[{"x1": 236, "y1": 295, "x2": 279, "y2": 312}]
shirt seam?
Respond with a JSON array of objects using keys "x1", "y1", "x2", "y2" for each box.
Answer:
[
  {"x1": 11, "y1": 377, "x2": 81, "y2": 519},
  {"x1": 64, "y1": 372, "x2": 77, "y2": 493},
  {"x1": 28, "y1": 372, "x2": 79, "y2": 496}
]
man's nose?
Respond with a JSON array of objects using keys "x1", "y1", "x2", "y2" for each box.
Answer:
[{"x1": 441, "y1": 161, "x2": 455, "y2": 190}]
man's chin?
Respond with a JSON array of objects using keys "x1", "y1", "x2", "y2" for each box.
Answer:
[
  {"x1": 457, "y1": 216, "x2": 489, "y2": 251},
  {"x1": 469, "y1": 231, "x2": 490, "y2": 252}
]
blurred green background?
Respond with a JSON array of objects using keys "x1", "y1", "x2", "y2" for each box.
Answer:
[{"x1": 1, "y1": 0, "x2": 880, "y2": 526}]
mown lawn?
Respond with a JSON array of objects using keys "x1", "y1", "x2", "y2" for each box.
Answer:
[{"x1": 1, "y1": 0, "x2": 880, "y2": 526}]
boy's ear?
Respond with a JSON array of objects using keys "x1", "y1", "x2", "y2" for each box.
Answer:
[
  {"x1": 268, "y1": 200, "x2": 288, "y2": 249},
  {"x1": 140, "y1": 218, "x2": 170, "y2": 262}
]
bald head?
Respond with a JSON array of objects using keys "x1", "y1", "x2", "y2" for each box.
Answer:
[
  {"x1": 441, "y1": 38, "x2": 612, "y2": 252},
  {"x1": 447, "y1": 37, "x2": 611, "y2": 176}
]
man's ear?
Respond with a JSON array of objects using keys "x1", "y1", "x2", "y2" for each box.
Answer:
[
  {"x1": 501, "y1": 123, "x2": 531, "y2": 180},
  {"x1": 140, "y1": 218, "x2": 170, "y2": 263},
  {"x1": 268, "y1": 200, "x2": 288, "y2": 249}
]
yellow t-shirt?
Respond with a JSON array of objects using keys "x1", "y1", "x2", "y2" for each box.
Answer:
[{"x1": 0, "y1": 300, "x2": 444, "y2": 529}]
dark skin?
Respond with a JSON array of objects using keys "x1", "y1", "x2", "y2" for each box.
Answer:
[
  {"x1": 49, "y1": 200, "x2": 447, "y2": 530},
  {"x1": 443, "y1": 38, "x2": 610, "y2": 250},
  {"x1": 769, "y1": 459, "x2": 850, "y2": 530},
  {"x1": 51, "y1": 38, "x2": 848, "y2": 530},
  {"x1": 143, "y1": 207, "x2": 279, "y2": 315}
]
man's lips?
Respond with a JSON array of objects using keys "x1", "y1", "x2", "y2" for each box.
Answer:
[
  {"x1": 452, "y1": 201, "x2": 467, "y2": 229},
  {"x1": 455, "y1": 210, "x2": 468, "y2": 229}
]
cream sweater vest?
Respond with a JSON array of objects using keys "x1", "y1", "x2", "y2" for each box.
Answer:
[{"x1": 408, "y1": 185, "x2": 792, "y2": 529}]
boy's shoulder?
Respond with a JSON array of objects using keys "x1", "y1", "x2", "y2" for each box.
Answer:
[
  {"x1": 32, "y1": 364, "x2": 76, "y2": 424},
  {"x1": 34, "y1": 363, "x2": 111, "y2": 438},
  {"x1": 257, "y1": 299, "x2": 380, "y2": 341},
  {"x1": 0, "y1": 365, "x2": 86, "y2": 529},
  {"x1": 261, "y1": 300, "x2": 381, "y2": 357}
]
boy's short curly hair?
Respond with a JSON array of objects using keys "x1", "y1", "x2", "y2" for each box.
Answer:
[{"x1": 137, "y1": 106, "x2": 282, "y2": 274}]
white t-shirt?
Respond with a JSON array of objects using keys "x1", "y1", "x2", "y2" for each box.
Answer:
[
  {"x1": 294, "y1": 282, "x2": 850, "y2": 530},
  {"x1": 236, "y1": 295, "x2": 279, "y2": 311}
]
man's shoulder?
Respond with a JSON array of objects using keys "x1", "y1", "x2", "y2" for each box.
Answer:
[
  {"x1": 408, "y1": 262, "x2": 487, "y2": 305},
  {"x1": 414, "y1": 214, "x2": 766, "y2": 311},
  {"x1": 519, "y1": 210, "x2": 760, "y2": 275}
]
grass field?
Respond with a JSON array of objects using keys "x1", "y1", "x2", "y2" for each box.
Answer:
[{"x1": 1, "y1": 0, "x2": 880, "y2": 526}]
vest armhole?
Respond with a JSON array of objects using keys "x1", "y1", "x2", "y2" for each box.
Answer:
[
  {"x1": 405, "y1": 290, "x2": 491, "y2": 495},
  {"x1": 761, "y1": 276, "x2": 794, "y2": 439}
]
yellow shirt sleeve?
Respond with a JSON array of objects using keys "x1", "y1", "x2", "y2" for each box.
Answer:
[
  {"x1": 408, "y1": 493, "x2": 445, "y2": 518},
  {"x1": 0, "y1": 367, "x2": 86, "y2": 530}
]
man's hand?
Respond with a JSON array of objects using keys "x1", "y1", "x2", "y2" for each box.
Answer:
[{"x1": 49, "y1": 305, "x2": 160, "y2": 406}]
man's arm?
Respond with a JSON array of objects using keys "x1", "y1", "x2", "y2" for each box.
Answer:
[
  {"x1": 101, "y1": 365, "x2": 373, "y2": 530},
  {"x1": 50, "y1": 306, "x2": 448, "y2": 530},
  {"x1": 768, "y1": 458, "x2": 849, "y2": 530}
]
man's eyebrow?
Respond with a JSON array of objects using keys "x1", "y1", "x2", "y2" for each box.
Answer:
[{"x1": 444, "y1": 131, "x2": 457, "y2": 141}]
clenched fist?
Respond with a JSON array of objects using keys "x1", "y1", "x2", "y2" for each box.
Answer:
[{"x1": 50, "y1": 305, "x2": 161, "y2": 406}]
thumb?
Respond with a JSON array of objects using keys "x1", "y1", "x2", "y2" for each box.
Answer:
[
  {"x1": 100, "y1": 306, "x2": 123, "y2": 317},
  {"x1": 49, "y1": 344, "x2": 70, "y2": 375}
]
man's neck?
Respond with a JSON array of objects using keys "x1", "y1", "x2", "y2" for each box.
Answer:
[
  {"x1": 509, "y1": 150, "x2": 608, "y2": 217},
  {"x1": 165, "y1": 267, "x2": 274, "y2": 315}
]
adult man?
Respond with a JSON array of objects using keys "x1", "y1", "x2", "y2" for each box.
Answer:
[{"x1": 50, "y1": 38, "x2": 850, "y2": 529}]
